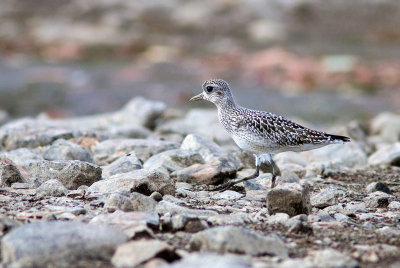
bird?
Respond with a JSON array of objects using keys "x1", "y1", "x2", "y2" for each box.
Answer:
[{"x1": 189, "y1": 79, "x2": 350, "y2": 191}]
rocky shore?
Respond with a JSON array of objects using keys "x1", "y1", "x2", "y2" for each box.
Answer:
[{"x1": 0, "y1": 97, "x2": 399, "y2": 267}]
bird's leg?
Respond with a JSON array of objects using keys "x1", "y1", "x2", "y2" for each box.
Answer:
[
  {"x1": 257, "y1": 154, "x2": 280, "y2": 188},
  {"x1": 211, "y1": 155, "x2": 261, "y2": 192},
  {"x1": 268, "y1": 156, "x2": 281, "y2": 188}
]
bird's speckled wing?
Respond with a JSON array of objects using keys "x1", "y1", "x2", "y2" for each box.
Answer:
[{"x1": 236, "y1": 110, "x2": 337, "y2": 148}]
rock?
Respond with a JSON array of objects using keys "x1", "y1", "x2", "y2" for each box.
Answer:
[
  {"x1": 43, "y1": 139, "x2": 94, "y2": 163},
  {"x1": 0, "y1": 119, "x2": 73, "y2": 150},
  {"x1": 266, "y1": 183, "x2": 311, "y2": 216},
  {"x1": 102, "y1": 152, "x2": 143, "y2": 179},
  {"x1": 36, "y1": 179, "x2": 68, "y2": 197},
  {"x1": 0, "y1": 215, "x2": 21, "y2": 236},
  {"x1": 130, "y1": 192, "x2": 158, "y2": 211},
  {"x1": 167, "y1": 214, "x2": 208, "y2": 233},
  {"x1": 368, "y1": 143, "x2": 400, "y2": 167},
  {"x1": 156, "y1": 109, "x2": 231, "y2": 145},
  {"x1": 0, "y1": 148, "x2": 44, "y2": 171},
  {"x1": 370, "y1": 112, "x2": 400, "y2": 144},
  {"x1": 143, "y1": 149, "x2": 204, "y2": 173},
  {"x1": 88, "y1": 169, "x2": 175, "y2": 196},
  {"x1": 92, "y1": 124, "x2": 151, "y2": 140},
  {"x1": 111, "y1": 239, "x2": 178, "y2": 268},
  {"x1": 306, "y1": 248, "x2": 359, "y2": 268},
  {"x1": 121, "y1": 96, "x2": 167, "y2": 129},
  {"x1": 180, "y1": 133, "x2": 225, "y2": 161},
  {"x1": 174, "y1": 155, "x2": 241, "y2": 185},
  {"x1": 302, "y1": 142, "x2": 367, "y2": 169},
  {"x1": 208, "y1": 213, "x2": 253, "y2": 226},
  {"x1": 190, "y1": 226, "x2": 288, "y2": 257},
  {"x1": 28, "y1": 160, "x2": 102, "y2": 189},
  {"x1": 266, "y1": 213, "x2": 290, "y2": 225},
  {"x1": 366, "y1": 182, "x2": 392, "y2": 194},
  {"x1": 364, "y1": 191, "x2": 392, "y2": 208},
  {"x1": 167, "y1": 253, "x2": 251, "y2": 268},
  {"x1": 352, "y1": 244, "x2": 400, "y2": 264},
  {"x1": 212, "y1": 190, "x2": 244, "y2": 200},
  {"x1": 2, "y1": 221, "x2": 127, "y2": 267},
  {"x1": 0, "y1": 162, "x2": 24, "y2": 187},
  {"x1": 150, "y1": 191, "x2": 163, "y2": 201},
  {"x1": 286, "y1": 214, "x2": 313, "y2": 234},
  {"x1": 105, "y1": 193, "x2": 135, "y2": 212},
  {"x1": 388, "y1": 201, "x2": 400, "y2": 210},
  {"x1": 156, "y1": 200, "x2": 218, "y2": 219},
  {"x1": 92, "y1": 138, "x2": 179, "y2": 163},
  {"x1": 90, "y1": 211, "x2": 159, "y2": 230},
  {"x1": 376, "y1": 226, "x2": 400, "y2": 238},
  {"x1": 104, "y1": 192, "x2": 157, "y2": 213},
  {"x1": 311, "y1": 186, "x2": 345, "y2": 209}
]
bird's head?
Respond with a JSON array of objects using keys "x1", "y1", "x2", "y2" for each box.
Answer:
[{"x1": 190, "y1": 79, "x2": 232, "y2": 106}]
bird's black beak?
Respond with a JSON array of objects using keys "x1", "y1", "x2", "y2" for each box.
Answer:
[{"x1": 189, "y1": 92, "x2": 204, "y2": 102}]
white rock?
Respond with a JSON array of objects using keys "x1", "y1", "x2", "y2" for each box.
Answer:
[{"x1": 368, "y1": 143, "x2": 400, "y2": 167}]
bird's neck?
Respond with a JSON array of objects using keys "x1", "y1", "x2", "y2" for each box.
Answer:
[{"x1": 216, "y1": 94, "x2": 237, "y2": 111}]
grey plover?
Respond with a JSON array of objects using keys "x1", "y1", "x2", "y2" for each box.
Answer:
[{"x1": 190, "y1": 79, "x2": 350, "y2": 191}]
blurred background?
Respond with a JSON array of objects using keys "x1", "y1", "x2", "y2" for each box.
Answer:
[{"x1": 0, "y1": 0, "x2": 399, "y2": 124}]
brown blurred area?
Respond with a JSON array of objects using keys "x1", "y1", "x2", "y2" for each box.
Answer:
[{"x1": 0, "y1": 0, "x2": 399, "y2": 121}]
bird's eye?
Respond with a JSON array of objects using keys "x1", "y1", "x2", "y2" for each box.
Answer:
[{"x1": 206, "y1": 86, "x2": 214, "y2": 93}]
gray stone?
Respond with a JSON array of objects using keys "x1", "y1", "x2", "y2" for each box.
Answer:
[
  {"x1": 306, "y1": 248, "x2": 359, "y2": 268},
  {"x1": 388, "y1": 201, "x2": 400, "y2": 210},
  {"x1": 0, "y1": 162, "x2": 24, "y2": 187},
  {"x1": 174, "y1": 155, "x2": 241, "y2": 185},
  {"x1": 144, "y1": 149, "x2": 204, "y2": 173},
  {"x1": 43, "y1": 139, "x2": 93, "y2": 163},
  {"x1": 111, "y1": 240, "x2": 177, "y2": 268},
  {"x1": 28, "y1": 160, "x2": 102, "y2": 189},
  {"x1": 302, "y1": 141, "x2": 367, "y2": 170},
  {"x1": 266, "y1": 213, "x2": 290, "y2": 225},
  {"x1": 190, "y1": 226, "x2": 288, "y2": 257},
  {"x1": 368, "y1": 143, "x2": 400, "y2": 167},
  {"x1": 370, "y1": 112, "x2": 400, "y2": 144},
  {"x1": 0, "y1": 119, "x2": 74, "y2": 150},
  {"x1": 92, "y1": 124, "x2": 151, "y2": 140},
  {"x1": 90, "y1": 211, "x2": 159, "y2": 230},
  {"x1": 207, "y1": 213, "x2": 253, "y2": 226},
  {"x1": 105, "y1": 193, "x2": 135, "y2": 212},
  {"x1": 0, "y1": 215, "x2": 21, "y2": 236},
  {"x1": 180, "y1": 133, "x2": 225, "y2": 161},
  {"x1": 267, "y1": 183, "x2": 311, "y2": 216},
  {"x1": 364, "y1": 191, "x2": 392, "y2": 208},
  {"x1": 156, "y1": 109, "x2": 232, "y2": 145},
  {"x1": 121, "y1": 96, "x2": 167, "y2": 129},
  {"x1": 286, "y1": 214, "x2": 313, "y2": 234},
  {"x1": 36, "y1": 179, "x2": 68, "y2": 197},
  {"x1": 0, "y1": 148, "x2": 44, "y2": 168},
  {"x1": 92, "y1": 138, "x2": 179, "y2": 163},
  {"x1": 156, "y1": 201, "x2": 218, "y2": 219},
  {"x1": 88, "y1": 169, "x2": 175, "y2": 196},
  {"x1": 102, "y1": 152, "x2": 143, "y2": 179},
  {"x1": 366, "y1": 182, "x2": 392, "y2": 194},
  {"x1": 212, "y1": 190, "x2": 244, "y2": 200},
  {"x1": 311, "y1": 186, "x2": 345, "y2": 209},
  {"x1": 169, "y1": 214, "x2": 208, "y2": 233},
  {"x1": 130, "y1": 192, "x2": 158, "y2": 211},
  {"x1": 150, "y1": 191, "x2": 163, "y2": 201},
  {"x1": 1, "y1": 221, "x2": 128, "y2": 268},
  {"x1": 167, "y1": 253, "x2": 252, "y2": 268}
]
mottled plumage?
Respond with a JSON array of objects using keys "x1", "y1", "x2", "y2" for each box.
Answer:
[{"x1": 190, "y1": 79, "x2": 350, "y2": 190}]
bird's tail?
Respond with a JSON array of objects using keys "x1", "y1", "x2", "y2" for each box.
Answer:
[{"x1": 328, "y1": 134, "x2": 351, "y2": 143}]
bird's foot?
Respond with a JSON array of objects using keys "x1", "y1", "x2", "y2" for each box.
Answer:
[{"x1": 210, "y1": 171, "x2": 259, "y2": 192}]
